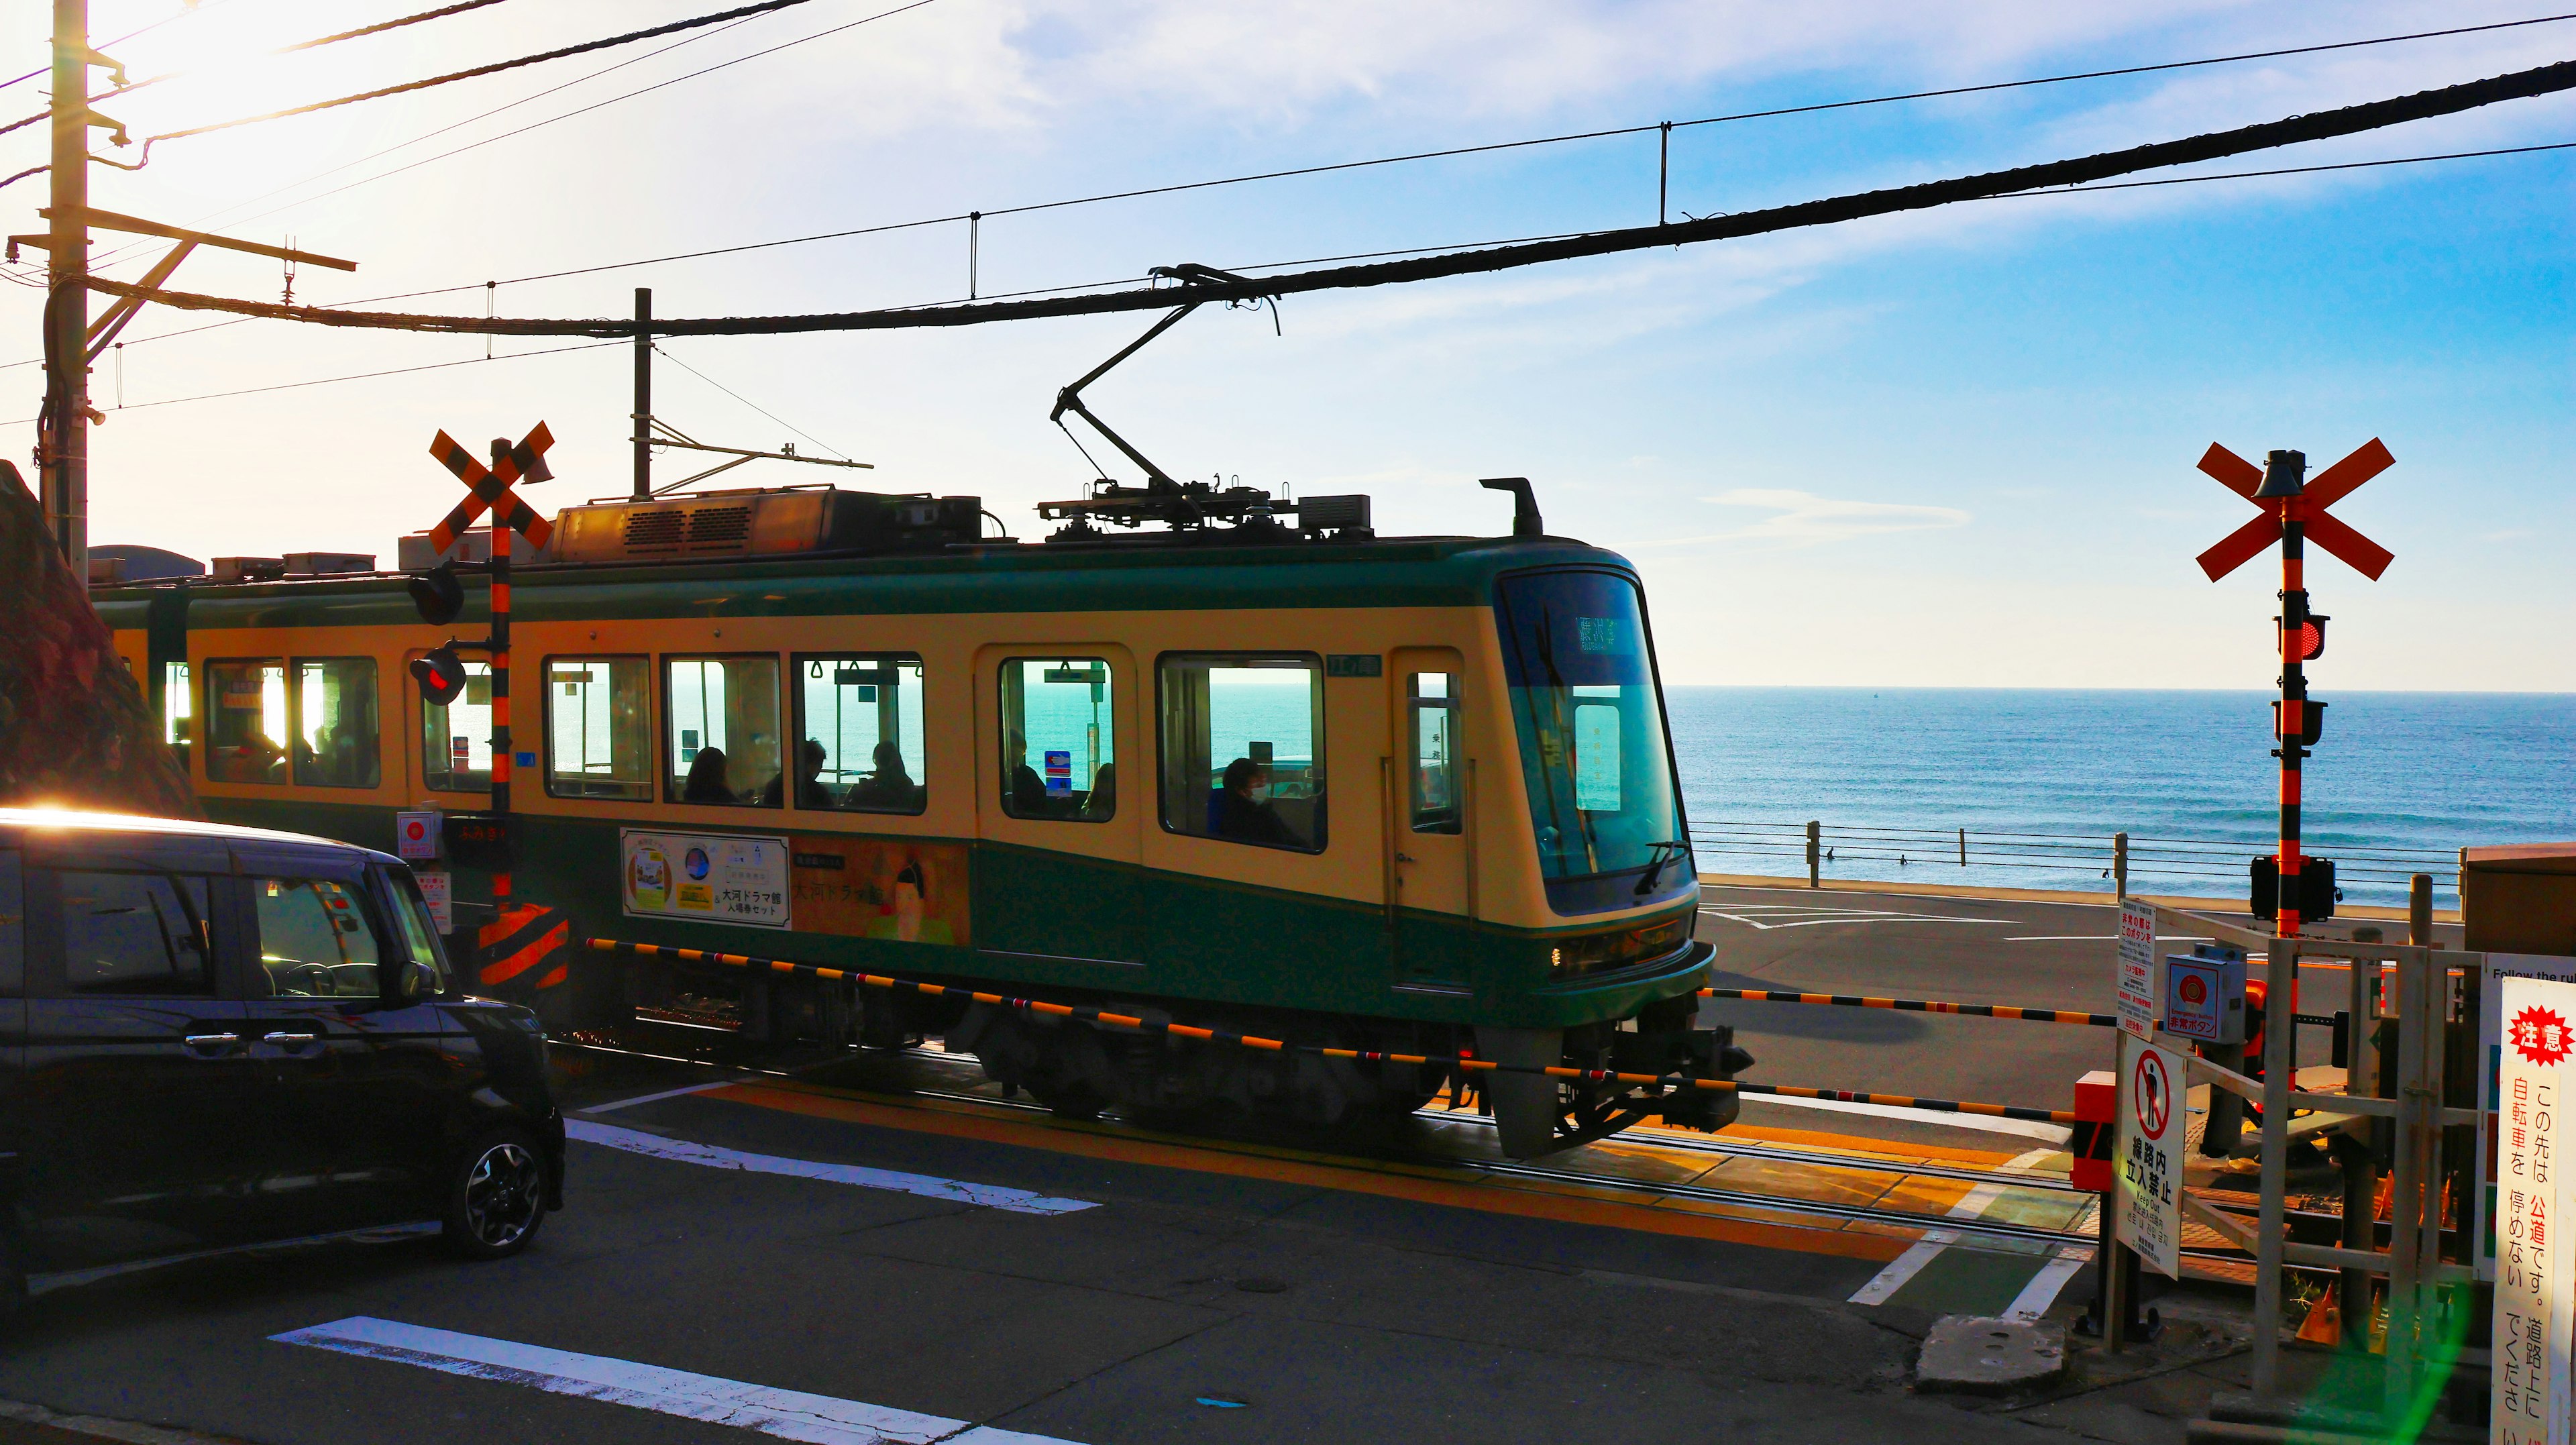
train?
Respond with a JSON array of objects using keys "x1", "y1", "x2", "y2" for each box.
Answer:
[{"x1": 95, "y1": 474, "x2": 1741, "y2": 1158}]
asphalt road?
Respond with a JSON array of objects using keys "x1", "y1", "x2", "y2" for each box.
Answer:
[
  {"x1": 1691, "y1": 883, "x2": 2442, "y2": 1149},
  {"x1": 0, "y1": 1068, "x2": 2234, "y2": 1445},
  {"x1": 0, "y1": 881, "x2": 2361, "y2": 1444}
]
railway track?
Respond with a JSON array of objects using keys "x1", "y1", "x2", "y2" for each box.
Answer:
[{"x1": 561, "y1": 1033, "x2": 2110, "y2": 1254}]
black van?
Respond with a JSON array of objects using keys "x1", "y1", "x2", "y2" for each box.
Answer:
[{"x1": 0, "y1": 808, "x2": 564, "y2": 1298}]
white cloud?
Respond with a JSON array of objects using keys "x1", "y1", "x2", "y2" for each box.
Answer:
[{"x1": 1634, "y1": 486, "x2": 1970, "y2": 548}]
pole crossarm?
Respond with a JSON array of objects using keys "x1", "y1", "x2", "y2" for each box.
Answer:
[
  {"x1": 42, "y1": 207, "x2": 356, "y2": 270},
  {"x1": 75, "y1": 57, "x2": 2576, "y2": 339}
]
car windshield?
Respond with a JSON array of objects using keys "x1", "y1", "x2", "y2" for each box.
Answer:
[{"x1": 1493, "y1": 568, "x2": 1693, "y2": 915}]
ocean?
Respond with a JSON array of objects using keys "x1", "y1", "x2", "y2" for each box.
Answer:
[{"x1": 1664, "y1": 688, "x2": 2576, "y2": 907}]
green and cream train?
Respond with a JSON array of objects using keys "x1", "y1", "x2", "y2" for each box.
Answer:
[{"x1": 95, "y1": 480, "x2": 1739, "y2": 1157}]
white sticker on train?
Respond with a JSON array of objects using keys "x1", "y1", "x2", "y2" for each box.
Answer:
[{"x1": 621, "y1": 829, "x2": 791, "y2": 928}]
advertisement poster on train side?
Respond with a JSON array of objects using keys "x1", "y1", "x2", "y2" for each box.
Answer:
[
  {"x1": 2114, "y1": 1031, "x2": 2183, "y2": 1280},
  {"x1": 788, "y1": 837, "x2": 971, "y2": 946},
  {"x1": 2116, "y1": 898, "x2": 2160, "y2": 1040},
  {"x1": 2484, "y1": 956, "x2": 2576, "y2": 1287},
  {"x1": 621, "y1": 831, "x2": 790, "y2": 928},
  {"x1": 2491, "y1": 973, "x2": 2576, "y2": 1445}
]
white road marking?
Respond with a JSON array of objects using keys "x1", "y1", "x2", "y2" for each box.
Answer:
[
  {"x1": 2004, "y1": 1246, "x2": 2096, "y2": 1322},
  {"x1": 1845, "y1": 1148, "x2": 2059, "y2": 1307},
  {"x1": 1741, "y1": 1091, "x2": 2072, "y2": 1142},
  {"x1": 578, "y1": 1081, "x2": 737, "y2": 1114},
  {"x1": 274, "y1": 1317, "x2": 1079, "y2": 1445},
  {"x1": 566, "y1": 1120, "x2": 1096, "y2": 1216},
  {"x1": 1699, "y1": 906, "x2": 2024, "y2": 931}
]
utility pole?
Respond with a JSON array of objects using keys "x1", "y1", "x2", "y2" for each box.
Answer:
[
  {"x1": 43, "y1": 0, "x2": 91, "y2": 574},
  {"x1": 631, "y1": 288, "x2": 651, "y2": 500}
]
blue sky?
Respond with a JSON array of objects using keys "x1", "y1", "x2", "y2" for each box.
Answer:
[{"x1": 4, "y1": 1, "x2": 2569, "y2": 688}]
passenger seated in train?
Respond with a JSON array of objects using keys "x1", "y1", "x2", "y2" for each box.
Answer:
[
  {"x1": 683, "y1": 745, "x2": 733, "y2": 803},
  {"x1": 763, "y1": 739, "x2": 835, "y2": 808},
  {"x1": 1006, "y1": 733, "x2": 1051, "y2": 815},
  {"x1": 1079, "y1": 761, "x2": 1116, "y2": 820},
  {"x1": 848, "y1": 739, "x2": 916, "y2": 810},
  {"x1": 1214, "y1": 757, "x2": 1301, "y2": 847}
]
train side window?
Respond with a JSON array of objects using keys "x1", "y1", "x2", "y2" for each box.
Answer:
[
  {"x1": 205, "y1": 658, "x2": 286, "y2": 784},
  {"x1": 665, "y1": 655, "x2": 784, "y2": 808},
  {"x1": 544, "y1": 657, "x2": 653, "y2": 802},
  {"x1": 792, "y1": 653, "x2": 926, "y2": 814},
  {"x1": 1156, "y1": 653, "x2": 1326, "y2": 853},
  {"x1": 1407, "y1": 672, "x2": 1459, "y2": 835},
  {"x1": 162, "y1": 661, "x2": 193, "y2": 775},
  {"x1": 421, "y1": 659, "x2": 492, "y2": 793},
  {"x1": 998, "y1": 658, "x2": 1116, "y2": 822},
  {"x1": 290, "y1": 658, "x2": 380, "y2": 788}
]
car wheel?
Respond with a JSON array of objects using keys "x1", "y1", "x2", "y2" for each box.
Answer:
[{"x1": 443, "y1": 1129, "x2": 547, "y2": 1261}]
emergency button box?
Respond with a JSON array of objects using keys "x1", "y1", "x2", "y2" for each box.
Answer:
[{"x1": 2164, "y1": 944, "x2": 2247, "y2": 1045}]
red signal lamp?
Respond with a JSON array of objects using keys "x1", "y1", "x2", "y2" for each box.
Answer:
[{"x1": 411, "y1": 644, "x2": 471, "y2": 708}]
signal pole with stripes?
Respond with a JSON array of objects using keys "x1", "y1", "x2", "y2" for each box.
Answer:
[{"x1": 2194, "y1": 439, "x2": 2396, "y2": 939}]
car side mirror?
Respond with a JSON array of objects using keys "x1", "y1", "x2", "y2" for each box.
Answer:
[{"x1": 400, "y1": 961, "x2": 443, "y2": 1002}]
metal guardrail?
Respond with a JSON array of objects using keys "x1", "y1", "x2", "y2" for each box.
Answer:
[{"x1": 1686, "y1": 818, "x2": 2461, "y2": 902}]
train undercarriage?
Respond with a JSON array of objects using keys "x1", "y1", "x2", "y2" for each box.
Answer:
[{"x1": 623, "y1": 956, "x2": 1752, "y2": 1159}]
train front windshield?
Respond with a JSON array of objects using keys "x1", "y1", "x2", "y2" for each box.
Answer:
[{"x1": 1495, "y1": 570, "x2": 1694, "y2": 915}]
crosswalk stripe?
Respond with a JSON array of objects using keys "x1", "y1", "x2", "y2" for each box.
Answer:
[
  {"x1": 566, "y1": 1120, "x2": 1097, "y2": 1216},
  {"x1": 275, "y1": 1317, "x2": 1081, "y2": 1445}
]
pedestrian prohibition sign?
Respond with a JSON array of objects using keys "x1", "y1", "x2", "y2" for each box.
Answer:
[
  {"x1": 2133, "y1": 1046, "x2": 2171, "y2": 1140},
  {"x1": 2116, "y1": 1032, "x2": 2184, "y2": 1279}
]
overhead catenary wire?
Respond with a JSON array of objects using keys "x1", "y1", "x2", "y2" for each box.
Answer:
[
  {"x1": 0, "y1": 0, "x2": 528, "y2": 142},
  {"x1": 81, "y1": 0, "x2": 949, "y2": 274},
  {"x1": 266, "y1": 10, "x2": 2576, "y2": 298},
  {"x1": 78, "y1": 58, "x2": 2576, "y2": 338},
  {"x1": 0, "y1": 339, "x2": 625, "y2": 426},
  {"x1": 0, "y1": 0, "x2": 239, "y2": 93},
  {"x1": 651, "y1": 344, "x2": 853, "y2": 462},
  {"x1": 131, "y1": 0, "x2": 837, "y2": 150}
]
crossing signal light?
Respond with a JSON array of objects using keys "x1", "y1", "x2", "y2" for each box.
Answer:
[
  {"x1": 2282, "y1": 613, "x2": 2328, "y2": 661},
  {"x1": 411, "y1": 644, "x2": 470, "y2": 708},
  {"x1": 2249, "y1": 855, "x2": 2337, "y2": 923},
  {"x1": 408, "y1": 561, "x2": 464, "y2": 626}
]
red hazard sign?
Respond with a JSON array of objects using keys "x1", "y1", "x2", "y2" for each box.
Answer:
[
  {"x1": 2133, "y1": 1047, "x2": 2173, "y2": 1141},
  {"x1": 2196, "y1": 438, "x2": 2395, "y2": 582},
  {"x1": 2512, "y1": 1006, "x2": 2574, "y2": 1067}
]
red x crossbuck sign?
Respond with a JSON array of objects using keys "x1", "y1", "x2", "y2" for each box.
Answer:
[
  {"x1": 427, "y1": 422, "x2": 556, "y2": 553},
  {"x1": 2194, "y1": 438, "x2": 2395, "y2": 582}
]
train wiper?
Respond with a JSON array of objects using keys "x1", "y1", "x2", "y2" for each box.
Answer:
[{"x1": 1634, "y1": 840, "x2": 1690, "y2": 896}]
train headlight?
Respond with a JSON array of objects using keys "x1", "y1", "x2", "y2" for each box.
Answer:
[{"x1": 1548, "y1": 916, "x2": 1689, "y2": 979}]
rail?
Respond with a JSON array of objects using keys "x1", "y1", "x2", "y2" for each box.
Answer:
[
  {"x1": 1686, "y1": 818, "x2": 2461, "y2": 905},
  {"x1": 589, "y1": 939, "x2": 2081, "y2": 1124}
]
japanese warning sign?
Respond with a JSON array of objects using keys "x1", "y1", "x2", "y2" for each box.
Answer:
[
  {"x1": 2116, "y1": 1030, "x2": 2184, "y2": 1280},
  {"x1": 2116, "y1": 898, "x2": 2159, "y2": 1040},
  {"x1": 2494, "y1": 973, "x2": 2576, "y2": 1445}
]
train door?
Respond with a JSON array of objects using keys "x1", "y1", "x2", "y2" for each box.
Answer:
[
  {"x1": 1387, "y1": 647, "x2": 1469, "y2": 982},
  {"x1": 973, "y1": 643, "x2": 1142, "y2": 969}
]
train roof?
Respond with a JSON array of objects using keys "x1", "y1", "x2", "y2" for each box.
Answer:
[{"x1": 93, "y1": 531, "x2": 1642, "y2": 630}]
